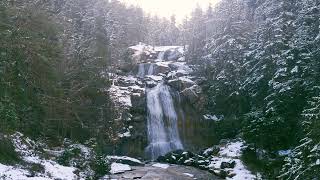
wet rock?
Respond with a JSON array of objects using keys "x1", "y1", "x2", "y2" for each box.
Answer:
[
  {"x1": 184, "y1": 158, "x2": 196, "y2": 166},
  {"x1": 131, "y1": 93, "x2": 146, "y2": 108},
  {"x1": 215, "y1": 170, "x2": 228, "y2": 179},
  {"x1": 156, "y1": 65, "x2": 170, "y2": 74},
  {"x1": 220, "y1": 160, "x2": 236, "y2": 169},
  {"x1": 181, "y1": 88, "x2": 198, "y2": 104},
  {"x1": 228, "y1": 172, "x2": 237, "y2": 178},
  {"x1": 201, "y1": 146, "x2": 220, "y2": 157},
  {"x1": 168, "y1": 78, "x2": 195, "y2": 91},
  {"x1": 131, "y1": 115, "x2": 145, "y2": 122},
  {"x1": 145, "y1": 80, "x2": 158, "y2": 88}
]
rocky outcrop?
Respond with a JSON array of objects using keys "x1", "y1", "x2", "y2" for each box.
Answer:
[{"x1": 156, "y1": 139, "x2": 256, "y2": 179}]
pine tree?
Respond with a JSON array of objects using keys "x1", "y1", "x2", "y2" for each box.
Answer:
[
  {"x1": 201, "y1": 0, "x2": 251, "y2": 116},
  {"x1": 281, "y1": 92, "x2": 320, "y2": 179},
  {"x1": 280, "y1": 1, "x2": 320, "y2": 178}
]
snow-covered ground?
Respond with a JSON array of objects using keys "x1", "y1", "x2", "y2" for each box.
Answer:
[
  {"x1": 208, "y1": 140, "x2": 256, "y2": 180},
  {"x1": 0, "y1": 133, "x2": 78, "y2": 180}
]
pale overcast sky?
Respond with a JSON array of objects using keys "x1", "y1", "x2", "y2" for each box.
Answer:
[{"x1": 120, "y1": 0, "x2": 220, "y2": 22}]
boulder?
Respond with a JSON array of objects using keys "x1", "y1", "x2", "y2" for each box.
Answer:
[
  {"x1": 168, "y1": 63, "x2": 178, "y2": 70},
  {"x1": 168, "y1": 77, "x2": 195, "y2": 91},
  {"x1": 155, "y1": 65, "x2": 170, "y2": 74},
  {"x1": 201, "y1": 146, "x2": 220, "y2": 157},
  {"x1": 215, "y1": 170, "x2": 228, "y2": 179}
]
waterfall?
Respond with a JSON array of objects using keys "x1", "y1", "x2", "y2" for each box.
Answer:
[
  {"x1": 137, "y1": 64, "x2": 145, "y2": 78},
  {"x1": 157, "y1": 51, "x2": 166, "y2": 60},
  {"x1": 145, "y1": 83, "x2": 183, "y2": 159},
  {"x1": 147, "y1": 64, "x2": 154, "y2": 75},
  {"x1": 137, "y1": 63, "x2": 155, "y2": 77}
]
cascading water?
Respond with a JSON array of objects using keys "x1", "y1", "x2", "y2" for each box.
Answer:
[
  {"x1": 137, "y1": 64, "x2": 145, "y2": 78},
  {"x1": 157, "y1": 51, "x2": 166, "y2": 60},
  {"x1": 145, "y1": 83, "x2": 183, "y2": 159},
  {"x1": 137, "y1": 63, "x2": 155, "y2": 78},
  {"x1": 147, "y1": 64, "x2": 154, "y2": 75}
]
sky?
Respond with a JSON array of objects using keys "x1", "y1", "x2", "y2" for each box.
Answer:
[{"x1": 120, "y1": 0, "x2": 220, "y2": 22}]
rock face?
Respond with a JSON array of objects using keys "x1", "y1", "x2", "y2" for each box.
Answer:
[{"x1": 108, "y1": 44, "x2": 214, "y2": 159}]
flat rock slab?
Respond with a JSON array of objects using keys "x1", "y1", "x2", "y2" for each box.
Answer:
[{"x1": 108, "y1": 164, "x2": 222, "y2": 180}]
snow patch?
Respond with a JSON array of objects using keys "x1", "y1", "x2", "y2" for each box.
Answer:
[
  {"x1": 109, "y1": 85, "x2": 132, "y2": 107},
  {"x1": 109, "y1": 163, "x2": 131, "y2": 174},
  {"x1": 118, "y1": 131, "x2": 131, "y2": 138},
  {"x1": 203, "y1": 114, "x2": 221, "y2": 122},
  {"x1": 183, "y1": 172, "x2": 194, "y2": 177},
  {"x1": 106, "y1": 156, "x2": 142, "y2": 165},
  {"x1": 146, "y1": 75, "x2": 164, "y2": 81},
  {"x1": 152, "y1": 163, "x2": 170, "y2": 169},
  {"x1": 278, "y1": 150, "x2": 292, "y2": 157},
  {"x1": 4, "y1": 132, "x2": 78, "y2": 180},
  {"x1": 178, "y1": 76, "x2": 195, "y2": 84},
  {"x1": 219, "y1": 141, "x2": 246, "y2": 158}
]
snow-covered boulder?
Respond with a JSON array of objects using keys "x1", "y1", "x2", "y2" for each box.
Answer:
[{"x1": 106, "y1": 156, "x2": 144, "y2": 166}]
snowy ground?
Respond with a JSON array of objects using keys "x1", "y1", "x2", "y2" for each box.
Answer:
[
  {"x1": 0, "y1": 133, "x2": 77, "y2": 180},
  {"x1": 209, "y1": 140, "x2": 257, "y2": 180}
]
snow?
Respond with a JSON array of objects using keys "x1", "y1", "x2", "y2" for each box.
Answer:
[
  {"x1": 166, "y1": 61, "x2": 193, "y2": 78},
  {"x1": 146, "y1": 75, "x2": 164, "y2": 81},
  {"x1": 41, "y1": 161, "x2": 76, "y2": 180},
  {"x1": 207, "y1": 140, "x2": 255, "y2": 180},
  {"x1": 209, "y1": 158, "x2": 255, "y2": 180},
  {"x1": 129, "y1": 44, "x2": 183, "y2": 54},
  {"x1": 203, "y1": 114, "x2": 221, "y2": 121},
  {"x1": 109, "y1": 85, "x2": 132, "y2": 107},
  {"x1": 121, "y1": 75, "x2": 138, "y2": 83},
  {"x1": 290, "y1": 66, "x2": 298, "y2": 74},
  {"x1": 1, "y1": 133, "x2": 78, "y2": 180},
  {"x1": 155, "y1": 61, "x2": 171, "y2": 67},
  {"x1": 178, "y1": 77, "x2": 195, "y2": 84},
  {"x1": 152, "y1": 163, "x2": 170, "y2": 169},
  {"x1": 219, "y1": 141, "x2": 245, "y2": 158},
  {"x1": 183, "y1": 173, "x2": 194, "y2": 177},
  {"x1": 228, "y1": 159, "x2": 256, "y2": 180},
  {"x1": 109, "y1": 163, "x2": 131, "y2": 174},
  {"x1": 106, "y1": 156, "x2": 142, "y2": 164},
  {"x1": 129, "y1": 43, "x2": 153, "y2": 52},
  {"x1": 278, "y1": 150, "x2": 292, "y2": 156},
  {"x1": 118, "y1": 96, "x2": 132, "y2": 107},
  {"x1": 0, "y1": 163, "x2": 46, "y2": 180},
  {"x1": 118, "y1": 131, "x2": 131, "y2": 138},
  {"x1": 154, "y1": 46, "x2": 183, "y2": 52},
  {"x1": 128, "y1": 85, "x2": 145, "y2": 92}
]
